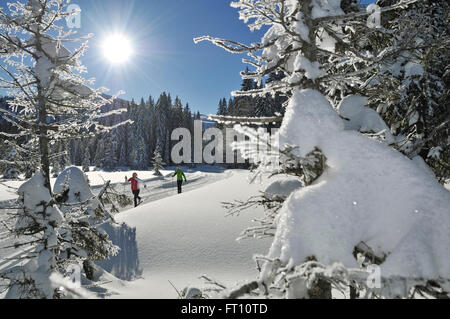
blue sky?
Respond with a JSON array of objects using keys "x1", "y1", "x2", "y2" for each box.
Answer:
[
  {"x1": 67, "y1": 0, "x2": 375, "y2": 114},
  {"x1": 2, "y1": 0, "x2": 375, "y2": 115},
  {"x1": 71, "y1": 0, "x2": 266, "y2": 114}
]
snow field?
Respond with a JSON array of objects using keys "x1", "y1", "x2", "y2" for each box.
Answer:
[{"x1": 111, "y1": 170, "x2": 271, "y2": 298}]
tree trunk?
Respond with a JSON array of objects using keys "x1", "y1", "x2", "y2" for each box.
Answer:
[
  {"x1": 302, "y1": 2, "x2": 331, "y2": 299},
  {"x1": 302, "y1": 0, "x2": 320, "y2": 91},
  {"x1": 38, "y1": 91, "x2": 51, "y2": 193}
]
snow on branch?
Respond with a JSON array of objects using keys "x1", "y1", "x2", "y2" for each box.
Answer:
[
  {"x1": 194, "y1": 35, "x2": 270, "y2": 54},
  {"x1": 313, "y1": 0, "x2": 420, "y2": 26},
  {"x1": 208, "y1": 114, "x2": 283, "y2": 124}
]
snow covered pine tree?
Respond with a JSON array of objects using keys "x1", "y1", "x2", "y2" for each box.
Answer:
[
  {"x1": 195, "y1": 0, "x2": 450, "y2": 298},
  {"x1": 0, "y1": 0, "x2": 129, "y2": 298},
  {"x1": 152, "y1": 150, "x2": 165, "y2": 177},
  {"x1": 361, "y1": 0, "x2": 450, "y2": 183}
]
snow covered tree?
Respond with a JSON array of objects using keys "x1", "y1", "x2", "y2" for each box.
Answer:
[
  {"x1": 1, "y1": 172, "x2": 67, "y2": 298},
  {"x1": 134, "y1": 134, "x2": 148, "y2": 170},
  {"x1": 152, "y1": 150, "x2": 165, "y2": 176},
  {"x1": 154, "y1": 93, "x2": 171, "y2": 165},
  {"x1": 82, "y1": 144, "x2": 90, "y2": 172},
  {"x1": 128, "y1": 99, "x2": 151, "y2": 169},
  {"x1": 0, "y1": 0, "x2": 128, "y2": 298},
  {"x1": 360, "y1": 0, "x2": 450, "y2": 183},
  {"x1": 256, "y1": 72, "x2": 287, "y2": 119},
  {"x1": 183, "y1": 103, "x2": 194, "y2": 131},
  {"x1": 0, "y1": 167, "x2": 118, "y2": 299},
  {"x1": 227, "y1": 67, "x2": 258, "y2": 117},
  {"x1": 53, "y1": 167, "x2": 118, "y2": 277},
  {"x1": 196, "y1": 0, "x2": 450, "y2": 299},
  {"x1": 0, "y1": 0, "x2": 128, "y2": 190},
  {"x1": 118, "y1": 144, "x2": 128, "y2": 168},
  {"x1": 94, "y1": 138, "x2": 106, "y2": 169},
  {"x1": 172, "y1": 96, "x2": 184, "y2": 128},
  {"x1": 321, "y1": 0, "x2": 449, "y2": 182},
  {"x1": 103, "y1": 133, "x2": 118, "y2": 170},
  {"x1": 217, "y1": 98, "x2": 228, "y2": 116}
]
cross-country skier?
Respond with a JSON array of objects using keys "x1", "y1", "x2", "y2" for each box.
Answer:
[
  {"x1": 173, "y1": 166, "x2": 187, "y2": 194},
  {"x1": 126, "y1": 173, "x2": 146, "y2": 207}
]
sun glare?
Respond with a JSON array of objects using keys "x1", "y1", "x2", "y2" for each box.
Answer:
[{"x1": 102, "y1": 34, "x2": 133, "y2": 64}]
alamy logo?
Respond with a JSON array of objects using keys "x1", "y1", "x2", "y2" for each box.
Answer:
[{"x1": 171, "y1": 120, "x2": 279, "y2": 167}]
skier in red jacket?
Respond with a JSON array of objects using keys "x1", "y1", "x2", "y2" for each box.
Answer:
[{"x1": 126, "y1": 173, "x2": 146, "y2": 207}]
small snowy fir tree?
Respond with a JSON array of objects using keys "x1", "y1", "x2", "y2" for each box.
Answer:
[
  {"x1": 196, "y1": 0, "x2": 450, "y2": 299},
  {"x1": 2, "y1": 172, "x2": 68, "y2": 298},
  {"x1": 152, "y1": 150, "x2": 165, "y2": 176},
  {"x1": 52, "y1": 167, "x2": 119, "y2": 280}
]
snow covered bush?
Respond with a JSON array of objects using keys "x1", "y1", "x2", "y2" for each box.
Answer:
[
  {"x1": 196, "y1": 0, "x2": 450, "y2": 298},
  {"x1": 1, "y1": 172, "x2": 81, "y2": 298},
  {"x1": 0, "y1": 0, "x2": 130, "y2": 298},
  {"x1": 337, "y1": 95, "x2": 395, "y2": 144},
  {"x1": 53, "y1": 167, "x2": 121, "y2": 280},
  {"x1": 54, "y1": 167, "x2": 140, "y2": 282},
  {"x1": 0, "y1": 167, "x2": 129, "y2": 298}
]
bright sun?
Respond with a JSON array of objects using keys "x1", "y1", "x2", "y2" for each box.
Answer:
[{"x1": 102, "y1": 34, "x2": 133, "y2": 64}]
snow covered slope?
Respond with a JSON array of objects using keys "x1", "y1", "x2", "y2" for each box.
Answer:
[{"x1": 110, "y1": 170, "x2": 271, "y2": 298}]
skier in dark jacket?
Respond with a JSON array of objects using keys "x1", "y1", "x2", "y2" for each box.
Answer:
[
  {"x1": 173, "y1": 166, "x2": 187, "y2": 194},
  {"x1": 126, "y1": 173, "x2": 145, "y2": 207}
]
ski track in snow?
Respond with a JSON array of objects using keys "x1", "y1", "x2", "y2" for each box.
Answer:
[
  {"x1": 110, "y1": 170, "x2": 270, "y2": 299},
  {"x1": 0, "y1": 168, "x2": 270, "y2": 299},
  {"x1": 0, "y1": 167, "x2": 228, "y2": 262}
]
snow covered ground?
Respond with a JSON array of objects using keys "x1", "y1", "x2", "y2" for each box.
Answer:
[
  {"x1": 2, "y1": 166, "x2": 448, "y2": 299},
  {"x1": 0, "y1": 167, "x2": 271, "y2": 299},
  {"x1": 0, "y1": 166, "x2": 228, "y2": 258},
  {"x1": 0, "y1": 166, "x2": 226, "y2": 202},
  {"x1": 107, "y1": 170, "x2": 271, "y2": 299}
]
